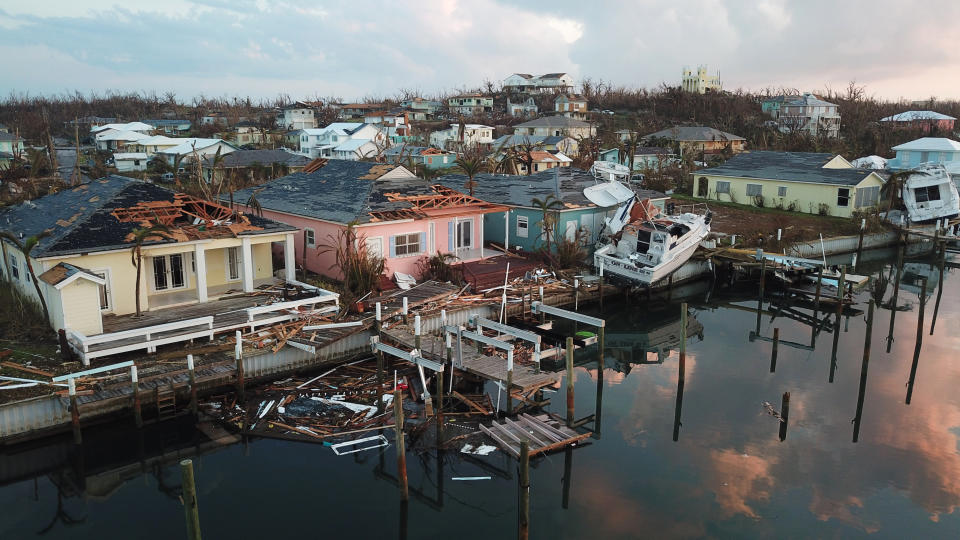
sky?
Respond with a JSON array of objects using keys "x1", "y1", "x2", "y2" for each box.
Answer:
[{"x1": 1, "y1": 0, "x2": 959, "y2": 103}]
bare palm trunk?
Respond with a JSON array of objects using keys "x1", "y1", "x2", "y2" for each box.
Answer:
[
  {"x1": 25, "y1": 259, "x2": 51, "y2": 324},
  {"x1": 134, "y1": 250, "x2": 142, "y2": 317}
]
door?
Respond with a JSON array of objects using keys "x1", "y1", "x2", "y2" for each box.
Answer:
[
  {"x1": 365, "y1": 236, "x2": 383, "y2": 258},
  {"x1": 565, "y1": 220, "x2": 577, "y2": 242},
  {"x1": 456, "y1": 219, "x2": 472, "y2": 249}
]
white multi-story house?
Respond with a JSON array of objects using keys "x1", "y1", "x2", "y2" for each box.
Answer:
[
  {"x1": 503, "y1": 73, "x2": 575, "y2": 93},
  {"x1": 681, "y1": 65, "x2": 722, "y2": 94},
  {"x1": 777, "y1": 93, "x2": 841, "y2": 138},
  {"x1": 447, "y1": 94, "x2": 494, "y2": 116},
  {"x1": 298, "y1": 123, "x2": 387, "y2": 160},
  {"x1": 429, "y1": 124, "x2": 494, "y2": 150},
  {"x1": 277, "y1": 101, "x2": 320, "y2": 130},
  {"x1": 507, "y1": 97, "x2": 538, "y2": 117},
  {"x1": 156, "y1": 138, "x2": 239, "y2": 165}
]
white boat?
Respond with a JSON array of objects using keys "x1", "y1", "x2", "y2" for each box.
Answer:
[
  {"x1": 901, "y1": 164, "x2": 960, "y2": 224},
  {"x1": 590, "y1": 161, "x2": 631, "y2": 183},
  {"x1": 593, "y1": 201, "x2": 711, "y2": 286}
]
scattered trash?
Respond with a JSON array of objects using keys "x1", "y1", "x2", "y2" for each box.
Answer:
[{"x1": 460, "y1": 443, "x2": 498, "y2": 456}]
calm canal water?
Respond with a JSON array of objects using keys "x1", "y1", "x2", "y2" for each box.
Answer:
[{"x1": 2, "y1": 247, "x2": 959, "y2": 539}]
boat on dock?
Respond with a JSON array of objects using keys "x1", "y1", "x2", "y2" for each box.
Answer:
[{"x1": 902, "y1": 164, "x2": 960, "y2": 224}]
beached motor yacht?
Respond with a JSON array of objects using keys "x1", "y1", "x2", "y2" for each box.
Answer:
[
  {"x1": 592, "y1": 198, "x2": 711, "y2": 286},
  {"x1": 901, "y1": 164, "x2": 960, "y2": 224}
]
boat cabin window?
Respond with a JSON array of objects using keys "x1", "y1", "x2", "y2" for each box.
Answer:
[
  {"x1": 914, "y1": 185, "x2": 941, "y2": 203},
  {"x1": 636, "y1": 229, "x2": 652, "y2": 253}
]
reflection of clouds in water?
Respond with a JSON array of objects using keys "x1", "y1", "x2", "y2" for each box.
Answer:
[
  {"x1": 707, "y1": 446, "x2": 775, "y2": 519},
  {"x1": 615, "y1": 353, "x2": 699, "y2": 447}
]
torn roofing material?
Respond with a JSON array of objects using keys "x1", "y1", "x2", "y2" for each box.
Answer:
[
  {"x1": 0, "y1": 175, "x2": 295, "y2": 258},
  {"x1": 229, "y1": 159, "x2": 501, "y2": 224}
]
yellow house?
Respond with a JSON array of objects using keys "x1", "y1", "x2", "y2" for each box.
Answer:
[
  {"x1": 691, "y1": 151, "x2": 886, "y2": 217},
  {"x1": 0, "y1": 176, "x2": 335, "y2": 363}
]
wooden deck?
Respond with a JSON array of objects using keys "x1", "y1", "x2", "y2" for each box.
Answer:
[
  {"x1": 381, "y1": 325, "x2": 559, "y2": 393},
  {"x1": 103, "y1": 293, "x2": 286, "y2": 333}
]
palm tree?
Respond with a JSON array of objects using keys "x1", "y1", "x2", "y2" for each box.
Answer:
[
  {"x1": 882, "y1": 169, "x2": 914, "y2": 216},
  {"x1": 172, "y1": 154, "x2": 185, "y2": 187},
  {"x1": 531, "y1": 194, "x2": 565, "y2": 254},
  {"x1": 129, "y1": 226, "x2": 170, "y2": 318},
  {"x1": 0, "y1": 231, "x2": 52, "y2": 324},
  {"x1": 454, "y1": 155, "x2": 485, "y2": 197},
  {"x1": 245, "y1": 188, "x2": 265, "y2": 217}
]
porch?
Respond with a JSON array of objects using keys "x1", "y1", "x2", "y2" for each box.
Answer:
[{"x1": 67, "y1": 279, "x2": 339, "y2": 365}]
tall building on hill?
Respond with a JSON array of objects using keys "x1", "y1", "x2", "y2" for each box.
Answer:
[{"x1": 681, "y1": 65, "x2": 722, "y2": 94}]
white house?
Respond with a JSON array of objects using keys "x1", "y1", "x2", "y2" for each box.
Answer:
[
  {"x1": 113, "y1": 152, "x2": 149, "y2": 172},
  {"x1": 447, "y1": 94, "x2": 494, "y2": 116},
  {"x1": 503, "y1": 73, "x2": 575, "y2": 93},
  {"x1": 90, "y1": 122, "x2": 155, "y2": 136},
  {"x1": 94, "y1": 129, "x2": 152, "y2": 151},
  {"x1": 156, "y1": 138, "x2": 239, "y2": 165},
  {"x1": 277, "y1": 102, "x2": 319, "y2": 130},
  {"x1": 430, "y1": 124, "x2": 494, "y2": 150},
  {"x1": 777, "y1": 93, "x2": 841, "y2": 138},
  {"x1": 124, "y1": 135, "x2": 188, "y2": 157},
  {"x1": 298, "y1": 123, "x2": 387, "y2": 160}
]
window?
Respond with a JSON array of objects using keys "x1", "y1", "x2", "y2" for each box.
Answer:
[
  {"x1": 716, "y1": 181, "x2": 730, "y2": 194},
  {"x1": 9, "y1": 254, "x2": 18, "y2": 280},
  {"x1": 913, "y1": 185, "x2": 941, "y2": 203},
  {"x1": 778, "y1": 186, "x2": 788, "y2": 198},
  {"x1": 304, "y1": 228, "x2": 316, "y2": 248},
  {"x1": 746, "y1": 184, "x2": 763, "y2": 197},
  {"x1": 900, "y1": 151, "x2": 911, "y2": 163},
  {"x1": 855, "y1": 185, "x2": 881, "y2": 208},
  {"x1": 920, "y1": 151, "x2": 930, "y2": 163},
  {"x1": 88, "y1": 270, "x2": 111, "y2": 310},
  {"x1": 226, "y1": 247, "x2": 241, "y2": 281},
  {"x1": 517, "y1": 215, "x2": 529, "y2": 238},
  {"x1": 456, "y1": 220, "x2": 472, "y2": 249},
  {"x1": 152, "y1": 254, "x2": 186, "y2": 291},
  {"x1": 391, "y1": 233, "x2": 423, "y2": 257},
  {"x1": 837, "y1": 188, "x2": 850, "y2": 207}
]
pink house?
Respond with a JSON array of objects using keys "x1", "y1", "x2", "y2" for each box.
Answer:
[
  {"x1": 880, "y1": 111, "x2": 956, "y2": 135},
  {"x1": 231, "y1": 159, "x2": 508, "y2": 280}
]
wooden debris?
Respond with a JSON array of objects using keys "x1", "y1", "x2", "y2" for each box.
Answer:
[
  {"x1": 479, "y1": 413, "x2": 590, "y2": 458},
  {"x1": 1, "y1": 361, "x2": 54, "y2": 378}
]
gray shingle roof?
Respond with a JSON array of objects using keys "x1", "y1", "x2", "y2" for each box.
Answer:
[
  {"x1": 644, "y1": 126, "x2": 745, "y2": 142},
  {"x1": 695, "y1": 151, "x2": 879, "y2": 186},
  {"x1": 204, "y1": 149, "x2": 310, "y2": 168},
  {"x1": 515, "y1": 116, "x2": 591, "y2": 129},
  {"x1": 492, "y1": 135, "x2": 569, "y2": 148},
  {"x1": 0, "y1": 176, "x2": 294, "y2": 258},
  {"x1": 436, "y1": 168, "x2": 664, "y2": 209},
  {"x1": 229, "y1": 160, "x2": 429, "y2": 224}
]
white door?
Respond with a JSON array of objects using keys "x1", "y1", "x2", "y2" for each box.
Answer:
[
  {"x1": 565, "y1": 220, "x2": 577, "y2": 242},
  {"x1": 456, "y1": 219, "x2": 473, "y2": 249},
  {"x1": 365, "y1": 236, "x2": 383, "y2": 258}
]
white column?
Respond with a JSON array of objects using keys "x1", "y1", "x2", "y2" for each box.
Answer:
[
  {"x1": 478, "y1": 215, "x2": 485, "y2": 258},
  {"x1": 284, "y1": 233, "x2": 296, "y2": 282},
  {"x1": 194, "y1": 243, "x2": 208, "y2": 303},
  {"x1": 504, "y1": 210, "x2": 510, "y2": 251},
  {"x1": 241, "y1": 237, "x2": 254, "y2": 292}
]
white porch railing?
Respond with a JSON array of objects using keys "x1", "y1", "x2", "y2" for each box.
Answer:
[
  {"x1": 243, "y1": 296, "x2": 339, "y2": 332},
  {"x1": 67, "y1": 316, "x2": 215, "y2": 365}
]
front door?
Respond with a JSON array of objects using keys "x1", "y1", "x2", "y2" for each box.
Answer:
[{"x1": 456, "y1": 219, "x2": 472, "y2": 249}]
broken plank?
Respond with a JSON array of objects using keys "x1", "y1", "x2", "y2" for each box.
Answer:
[
  {"x1": 478, "y1": 423, "x2": 520, "y2": 458},
  {"x1": 1, "y1": 361, "x2": 54, "y2": 378},
  {"x1": 503, "y1": 417, "x2": 548, "y2": 447},
  {"x1": 529, "y1": 431, "x2": 592, "y2": 456},
  {"x1": 453, "y1": 391, "x2": 489, "y2": 415}
]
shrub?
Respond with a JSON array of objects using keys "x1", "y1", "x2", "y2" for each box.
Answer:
[
  {"x1": 818, "y1": 203, "x2": 831, "y2": 216},
  {"x1": 417, "y1": 251, "x2": 463, "y2": 284},
  {"x1": 752, "y1": 195, "x2": 765, "y2": 208}
]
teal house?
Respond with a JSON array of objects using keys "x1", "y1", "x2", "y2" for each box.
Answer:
[{"x1": 438, "y1": 168, "x2": 667, "y2": 253}]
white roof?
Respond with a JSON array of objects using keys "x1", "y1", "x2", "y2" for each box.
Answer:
[
  {"x1": 158, "y1": 138, "x2": 229, "y2": 156},
  {"x1": 96, "y1": 130, "x2": 151, "y2": 142},
  {"x1": 334, "y1": 139, "x2": 373, "y2": 152},
  {"x1": 91, "y1": 121, "x2": 154, "y2": 134},
  {"x1": 135, "y1": 135, "x2": 182, "y2": 146},
  {"x1": 113, "y1": 152, "x2": 148, "y2": 160},
  {"x1": 301, "y1": 123, "x2": 365, "y2": 136},
  {"x1": 850, "y1": 155, "x2": 887, "y2": 169},
  {"x1": 463, "y1": 124, "x2": 492, "y2": 130},
  {"x1": 892, "y1": 137, "x2": 960, "y2": 152},
  {"x1": 881, "y1": 111, "x2": 956, "y2": 122}
]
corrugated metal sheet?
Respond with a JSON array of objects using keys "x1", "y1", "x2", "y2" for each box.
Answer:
[
  {"x1": 0, "y1": 395, "x2": 71, "y2": 438},
  {"x1": 787, "y1": 232, "x2": 901, "y2": 258}
]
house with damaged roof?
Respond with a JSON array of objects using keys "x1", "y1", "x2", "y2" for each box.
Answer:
[
  {"x1": 437, "y1": 168, "x2": 667, "y2": 253},
  {"x1": 0, "y1": 176, "x2": 330, "y2": 360},
  {"x1": 692, "y1": 151, "x2": 885, "y2": 217},
  {"x1": 229, "y1": 160, "x2": 509, "y2": 281}
]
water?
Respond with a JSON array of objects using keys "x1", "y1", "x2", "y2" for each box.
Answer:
[{"x1": 2, "y1": 249, "x2": 959, "y2": 539}]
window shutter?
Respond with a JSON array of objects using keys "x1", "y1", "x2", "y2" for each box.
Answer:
[
  {"x1": 448, "y1": 221, "x2": 454, "y2": 251},
  {"x1": 389, "y1": 236, "x2": 396, "y2": 258},
  {"x1": 419, "y1": 232, "x2": 426, "y2": 254},
  {"x1": 854, "y1": 189, "x2": 863, "y2": 208}
]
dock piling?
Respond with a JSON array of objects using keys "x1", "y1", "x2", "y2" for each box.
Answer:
[
  {"x1": 180, "y1": 459, "x2": 202, "y2": 540},
  {"x1": 756, "y1": 255, "x2": 766, "y2": 334},
  {"x1": 394, "y1": 389, "x2": 409, "y2": 501},
  {"x1": 770, "y1": 328, "x2": 780, "y2": 373},
  {"x1": 69, "y1": 378, "x2": 81, "y2": 445},
  {"x1": 855, "y1": 218, "x2": 866, "y2": 269},
  {"x1": 519, "y1": 440, "x2": 530, "y2": 540},
  {"x1": 234, "y1": 331, "x2": 245, "y2": 403},
  {"x1": 853, "y1": 299, "x2": 875, "y2": 443},
  {"x1": 187, "y1": 355, "x2": 197, "y2": 417},
  {"x1": 131, "y1": 365, "x2": 142, "y2": 429},
  {"x1": 778, "y1": 391, "x2": 790, "y2": 442},
  {"x1": 907, "y1": 277, "x2": 928, "y2": 405},
  {"x1": 414, "y1": 315, "x2": 421, "y2": 351},
  {"x1": 929, "y1": 242, "x2": 945, "y2": 336},
  {"x1": 887, "y1": 245, "x2": 904, "y2": 353},
  {"x1": 402, "y1": 297, "x2": 408, "y2": 324},
  {"x1": 829, "y1": 266, "x2": 846, "y2": 383},
  {"x1": 566, "y1": 337, "x2": 574, "y2": 428}
]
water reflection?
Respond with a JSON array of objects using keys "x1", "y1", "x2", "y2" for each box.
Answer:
[{"x1": 2, "y1": 247, "x2": 959, "y2": 538}]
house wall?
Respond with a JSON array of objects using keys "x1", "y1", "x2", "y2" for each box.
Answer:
[
  {"x1": 692, "y1": 173, "x2": 885, "y2": 217},
  {"x1": 888, "y1": 149, "x2": 960, "y2": 170},
  {"x1": 60, "y1": 280, "x2": 103, "y2": 335},
  {"x1": 515, "y1": 126, "x2": 595, "y2": 139},
  {"x1": 483, "y1": 207, "x2": 616, "y2": 253},
  {"x1": 115, "y1": 158, "x2": 147, "y2": 172}
]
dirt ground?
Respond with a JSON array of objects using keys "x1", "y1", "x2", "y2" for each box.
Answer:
[{"x1": 671, "y1": 197, "x2": 888, "y2": 248}]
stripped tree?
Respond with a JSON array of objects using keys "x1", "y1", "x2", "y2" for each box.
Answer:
[
  {"x1": 129, "y1": 225, "x2": 171, "y2": 318},
  {"x1": 0, "y1": 231, "x2": 52, "y2": 324}
]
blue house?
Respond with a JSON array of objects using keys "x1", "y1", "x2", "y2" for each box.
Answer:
[
  {"x1": 599, "y1": 146, "x2": 677, "y2": 171},
  {"x1": 887, "y1": 137, "x2": 960, "y2": 170},
  {"x1": 437, "y1": 168, "x2": 666, "y2": 253},
  {"x1": 383, "y1": 146, "x2": 457, "y2": 170}
]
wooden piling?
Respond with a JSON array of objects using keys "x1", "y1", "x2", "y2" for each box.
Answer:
[
  {"x1": 187, "y1": 355, "x2": 198, "y2": 417},
  {"x1": 180, "y1": 459, "x2": 202, "y2": 540},
  {"x1": 778, "y1": 391, "x2": 790, "y2": 442},
  {"x1": 562, "y1": 446, "x2": 572, "y2": 509},
  {"x1": 906, "y1": 277, "x2": 928, "y2": 405},
  {"x1": 566, "y1": 337, "x2": 574, "y2": 428},
  {"x1": 539, "y1": 286, "x2": 546, "y2": 324},
  {"x1": 673, "y1": 308, "x2": 686, "y2": 442},
  {"x1": 599, "y1": 261, "x2": 605, "y2": 313},
  {"x1": 755, "y1": 256, "x2": 766, "y2": 334},
  {"x1": 855, "y1": 218, "x2": 866, "y2": 269},
  {"x1": 813, "y1": 266, "x2": 823, "y2": 313},
  {"x1": 679, "y1": 303, "x2": 687, "y2": 375},
  {"x1": 131, "y1": 366, "x2": 142, "y2": 429},
  {"x1": 234, "y1": 331, "x2": 245, "y2": 402},
  {"x1": 574, "y1": 278, "x2": 580, "y2": 311},
  {"x1": 929, "y1": 242, "x2": 945, "y2": 336},
  {"x1": 770, "y1": 328, "x2": 779, "y2": 373},
  {"x1": 414, "y1": 314, "x2": 421, "y2": 351},
  {"x1": 886, "y1": 244, "x2": 904, "y2": 353},
  {"x1": 436, "y1": 369, "x2": 444, "y2": 445},
  {"x1": 852, "y1": 299, "x2": 875, "y2": 443},
  {"x1": 376, "y1": 302, "x2": 384, "y2": 414},
  {"x1": 68, "y1": 378, "x2": 81, "y2": 445},
  {"x1": 519, "y1": 440, "x2": 530, "y2": 540},
  {"x1": 595, "y1": 329, "x2": 604, "y2": 440},
  {"x1": 394, "y1": 389, "x2": 409, "y2": 501},
  {"x1": 402, "y1": 297, "x2": 408, "y2": 324}
]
